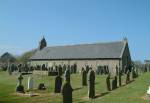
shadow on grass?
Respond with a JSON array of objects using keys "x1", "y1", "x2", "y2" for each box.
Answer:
[
  {"x1": 73, "y1": 87, "x2": 83, "y2": 91},
  {"x1": 95, "y1": 82, "x2": 99, "y2": 85},
  {"x1": 121, "y1": 80, "x2": 135, "y2": 87},
  {"x1": 94, "y1": 92, "x2": 110, "y2": 99}
]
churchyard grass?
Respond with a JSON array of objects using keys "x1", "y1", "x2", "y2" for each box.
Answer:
[{"x1": 0, "y1": 71, "x2": 150, "y2": 103}]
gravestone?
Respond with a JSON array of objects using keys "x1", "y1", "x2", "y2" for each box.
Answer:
[
  {"x1": 7, "y1": 64, "x2": 12, "y2": 75},
  {"x1": 62, "y1": 82, "x2": 73, "y2": 103},
  {"x1": 106, "y1": 74, "x2": 111, "y2": 91},
  {"x1": 96, "y1": 66, "x2": 100, "y2": 75},
  {"x1": 126, "y1": 71, "x2": 130, "y2": 84},
  {"x1": 86, "y1": 65, "x2": 90, "y2": 73},
  {"x1": 112, "y1": 76, "x2": 117, "y2": 90},
  {"x1": 116, "y1": 65, "x2": 119, "y2": 75},
  {"x1": 63, "y1": 64, "x2": 67, "y2": 73},
  {"x1": 54, "y1": 74, "x2": 62, "y2": 93},
  {"x1": 119, "y1": 71, "x2": 122, "y2": 86},
  {"x1": 64, "y1": 68, "x2": 70, "y2": 83},
  {"x1": 28, "y1": 76, "x2": 33, "y2": 91},
  {"x1": 82, "y1": 69, "x2": 87, "y2": 86},
  {"x1": 58, "y1": 65, "x2": 63, "y2": 76},
  {"x1": 114, "y1": 76, "x2": 117, "y2": 88},
  {"x1": 38, "y1": 83, "x2": 46, "y2": 90},
  {"x1": 147, "y1": 86, "x2": 150, "y2": 95},
  {"x1": 70, "y1": 65, "x2": 74, "y2": 74},
  {"x1": 73, "y1": 64, "x2": 77, "y2": 74},
  {"x1": 16, "y1": 74, "x2": 24, "y2": 93},
  {"x1": 42, "y1": 64, "x2": 47, "y2": 71},
  {"x1": 132, "y1": 67, "x2": 138, "y2": 79},
  {"x1": 87, "y1": 69, "x2": 95, "y2": 99},
  {"x1": 124, "y1": 65, "x2": 128, "y2": 74}
]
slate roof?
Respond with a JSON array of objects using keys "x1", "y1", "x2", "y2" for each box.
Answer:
[
  {"x1": 30, "y1": 41, "x2": 127, "y2": 60},
  {"x1": 0, "y1": 52, "x2": 16, "y2": 62}
]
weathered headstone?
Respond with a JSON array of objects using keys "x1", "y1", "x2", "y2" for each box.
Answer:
[
  {"x1": 16, "y1": 74, "x2": 24, "y2": 93},
  {"x1": 54, "y1": 75, "x2": 62, "y2": 93},
  {"x1": 58, "y1": 65, "x2": 63, "y2": 76},
  {"x1": 116, "y1": 65, "x2": 119, "y2": 75},
  {"x1": 106, "y1": 66, "x2": 109, "y2": 74},
  {"x1": 147, "y1": 86, "x2": 150, "y2": 95},
  {"x1": 70, "y1": 65, "x2": 74, "y2": 74},
  {"x1": 28, "y1": 76, "x2": 33, "y2": 91},
  {"x1": 63, "y1": 64, "x2": 66, "y2": 73},
  {"x1": 132, "y1": 66, "x2": 138, "y2": 79},
  {"x1": 38, "y1": 83, "x2": 46, "y2": 90},
  {"x1": 7, "y1": 64, "x2": 12, "y2": 75},
  {"x1": 124, "y1": 65, "x2": 128, "y2": 74},
  {"x1": 119, "y1": 71, "x2": 122, "y2": 86},
  {"x1": 64, "y1": 68, "x2": 70, "y2": 83},
  {"x1": 86, "y1": 65, "x2": 90, "y2": 73},
  {"x1": 96, "y1": 66, "x2": 100, "y2": 75},
  {"x1": 126, "y1": 71, "x2": 130, "y2": 84},
  {"x1": 106, "y1": 74, "x2": 111, "y2": 91},
  {"x1": 82, "y1": 69, "x2": 87, "y2": 86},
  {"x1": 87, "y1": 69, "x2": 95, "y2": 99},
  {"x1": 42, "y1": 64, "x2": 47, "y2": 71},
  {"x1": 62, "y1": 82, "x2": 73, "y2": 103},
  {"x1": 114, "y1": 76, "x2": 117, "y2": 88},
  {"x1": 73, "y1": 64, "x2": 77, "y2": 74},
  {"x1": 112, "y1": 76, "x2": 117, "y2": 90}
]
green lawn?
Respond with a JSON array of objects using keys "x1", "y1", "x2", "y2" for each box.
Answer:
[{"x1": 0, "y1": 71, "x2": 150, "y2": 103}]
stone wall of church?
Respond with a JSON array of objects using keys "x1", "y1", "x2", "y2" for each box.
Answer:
[
  {"x1": 121, "y1": 42, "x2": 131, "y2": 71},
  {"x1": 30, "y1": 59, "x2": 120, "y2": 75}
]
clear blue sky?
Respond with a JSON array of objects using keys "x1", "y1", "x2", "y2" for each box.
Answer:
[{"x1": 0, "y1": 0, "x2": 150, "y2": 61}]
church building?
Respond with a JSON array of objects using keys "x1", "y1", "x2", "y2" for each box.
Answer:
[{"x1": 29, "y1": 37, "x2": 131, "y2": 74}]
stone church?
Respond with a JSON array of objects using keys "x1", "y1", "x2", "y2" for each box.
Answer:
[{"x1": 29, "y1": 37, "x2": 131, "y2": 74}]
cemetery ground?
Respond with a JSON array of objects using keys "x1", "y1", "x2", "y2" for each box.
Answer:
[{"x1": 0, "y1": 71, "x2": 150, "y2": 103}]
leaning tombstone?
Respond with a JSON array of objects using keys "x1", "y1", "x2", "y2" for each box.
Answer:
[
  {"x1": 87, "y1": 68, "x2": 95, "y2": 99},
  {"x1": 82, "y1": 69, "x2": 87, "y2": 86},
  {"x1": 64, "y1": 68, "x2": 70, "y2": 83},
  {"x1": 106, "y1": 74, "x2": 111, "y2": 91},
  {"x1": 54, "y1": 73, "x2": 62, "y2": 93},
  {"x1": 28, "y1": 75, "x2": 33, "y2": 91},
  {"x1": 62, "y1": 82, "x2": 73, "y2": 103},
  {"x1": 16, "y1": 74, "x2": 24, "y2": 93}
]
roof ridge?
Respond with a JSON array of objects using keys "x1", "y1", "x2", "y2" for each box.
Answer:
[{"x1": 45, "y1": 40, "x2": 124, "y2": 48}]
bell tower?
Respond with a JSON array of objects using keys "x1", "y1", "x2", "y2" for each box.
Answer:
[{"x1": 39, "y1": 36, "x2": 47, "y2": 50}]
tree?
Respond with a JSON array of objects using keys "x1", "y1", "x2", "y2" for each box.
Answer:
[{"x1": 16, "y1": 49, "x2": 37, "y2": 63}]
